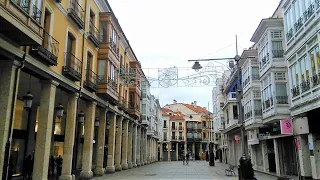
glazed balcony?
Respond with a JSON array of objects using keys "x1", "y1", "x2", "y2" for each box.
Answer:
[
  {"x1": 276, "y1": 96, "x2": 288, "y2": 104},
  {"x1": 88, "y1": 21, "x2": 100, "y2": 47},
  {"x1": 84, "y1": 69, "x2": 99, "y2": 92},
  {"x1": 272, "y1": 50, "x2": 284, "y2": 58},
  {"x1": 300, "y1": 79, "x2": 311, "y2": 93},
  {"x1": 67, "y1": 0, "x2": 84, "y2": 29},
  {"x1": 254, "y1": 109, "x2": 262, "y2": 116},
  {"x1": 97, "y1": 76, "x2": 119, "y2": 103},
  {"x1": 109, "y1": 38, "x2": 119, "y2": 56},
  {"x1": 62, "y1": 52, "x2": 82, "y2": 81},
  {"x1": 129, "y1": 103, "x2": 141, "y2": 119},
  {"x1": 118, "y1": 96, "x2": 128, "y2": 111},
  {"x1": 291, "y1": 85, "x2": 300, "y2": 97},
  {"x1": 311, "y1": 73, "x2": 320, "y2": 87},
  {"x1": 0, "y1": 0, "x2": 43, "y2": 45},
  {"x1": 30, "y1": 30, "x2": 59, "y2": 66}
]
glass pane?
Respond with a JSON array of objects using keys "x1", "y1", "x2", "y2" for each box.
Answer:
[
  {"x1": 98, "y1": 60, "x2": 105, "y2": 76},
  {"x1": 276, "y1": 84, "x2": 287, "y2": 96}
]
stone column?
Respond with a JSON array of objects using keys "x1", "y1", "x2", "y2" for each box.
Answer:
[
  {"x1": 115, "y1": 116, "x2": 123, "y2": 171},
  {"x1": 146, "y1": 137, "x2": 150, "y2": 164},
  {"x1": 25, "y1": 107, "x2": 37, "y2": 159},
  {"x1": 151, "y1": 138, "x2": 154, "y2": 162},
  {"x1": 184, "y1": 143, "x2": 187, "y2": 155},
  {"x1": 308, "y1": 133, "x2": 320, "y2": 179},
  {"x1": 136, "y1": 126, "x2": 141, "y2": 166},
  {"x1": 261, "y1": 140, "x2": 269, "y2": 172},
  {"x1": 60, "y1": 93, "x2": 78, "y2": 180},
  {"x1": 33, "y1": 80, "x2": 58, "y2": 180},
  {"x1": 121, "y1": 119, "x2": 129, "y2": 170},
  {"x1": 192, "y1": 143, "x2": 195, "y2": 155},
  {"x1": 105, "y1": 112, "x2": 116, "y2": 173},
  {"x1": 94, "y1": 108, "x2": 107, "y2": 176},
  {"x1": 140, "y1": 128, "x2": 144, "y2": 165},
  {"x1": 128, "y1": 122, "x2": 133, "y2": 169},
  {"x1": 0, "y1": 60, "x2": 21, "y2": 180},
  {"x1": 176, "y1": 143, "x2": 179, "y2": 161},
  {"x1": 200, "y1": 143, "x2": 203, "y2": 160},
  {"x1": 296, "y1": 135, "x2": 312, "y2": 178},
  {"x1": 144, "y1": 129, "x2": 148, "y2": 164},
  {"x1": 132, "y1": 124, "x2": 137, "y2": 167},
  {"x1": 80, "y1": 101, "x2": 97, "y2": 179},
  {"x1": 168, "y1": 142, "x2": 171, "y2": 161},
  {"x1": 160, "y1": 143, "x2": 163, "y2": 161},
  {"x1": 273, "y1": 139, "x2": 280, "y2": 176}
]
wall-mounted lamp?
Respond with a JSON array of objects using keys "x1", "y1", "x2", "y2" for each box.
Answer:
[
  {"x1": 55, "y1": 104, "x2": 64, "y2": 119},
  {"x1": 78, "y1": 111, "x2": 85, "y2": 123}
]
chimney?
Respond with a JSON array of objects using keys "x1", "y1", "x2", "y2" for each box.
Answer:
[
  {"x1": 193, "y1": 101, "x2": 197, "y2": 106},
  {"x1": 173, "y1": 99, "x2": 177, "y2": 104}
]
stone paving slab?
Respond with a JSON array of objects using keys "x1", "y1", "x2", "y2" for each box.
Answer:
[{"x1": 94, "y1": 161, "x2": 278, "y2": 180}]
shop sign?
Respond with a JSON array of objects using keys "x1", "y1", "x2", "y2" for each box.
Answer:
[{"x1": 280, "y1": 120, "x2": 293, "y2": 135}]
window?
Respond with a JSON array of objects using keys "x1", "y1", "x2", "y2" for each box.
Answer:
[
  {"x1": 98, "y1": 60, "x2": 105, "y2": 80},
  {"x1": 252, "y1": 67, "x2": 259, "y2": 80},
  {"x1": 163, "y1": 132, "x2": 167, "y2": 140},
  {"x1": 129, "y1": 92, "x2": 134, "y2": 107},
  {"x1": 233, "y1": 105, "x2": 238, "y2": 119},
  {"x1": 142, "y1": 104, "x2": 146, "y2": 114},
  {"x1": 276, "y1": 84, "x2": 288, "y2": 104},
  {"x1": 108, "y1": 61, "x2": 118, "y2": 83},
  {"x1": 275, "y1": 72, "x2": 286, "y2": 80},
  {"x1": 261, "y1": 75, "x2": 273, "y2": 109},
  {"x1": 179, "y1": 132, "x2": 182, "y2": 137},
  {"x1": 271, "y1": 31, "x2": 282, "y2": 39},
  {"x1": 310, "y1": 46, "x2": 320, "y2": 75},
  {"x1": 164, "y1": 120, "x2": 167, "y2": 128},
  {"x1": 272, "y1": 41, "x2": 283, "y2": 50},
  {"x1": 253, "y1": 90, "x2": 261, "y2": 98},
  {"x1": 100, "y1": 22, "x2": 108, "y2": 42}
]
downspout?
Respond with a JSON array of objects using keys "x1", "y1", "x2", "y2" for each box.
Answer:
[
  {"x1": 72, "y1": 0, "x2": 87, "y2": 174},
  {"x1": 2, "y1": 47, "x2": 26, "y2": 180}
]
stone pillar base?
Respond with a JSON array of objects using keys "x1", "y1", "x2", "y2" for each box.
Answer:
[
  {"x1": 79, "y1": 171, "x2": 93, "y2": 179},
  {"x1": 121, "y1": 163, "x2": 128, "y2": 170},
  {"x1": 128, "y1": 162, "x2": 133, "y2": 169},
  {"x1": 133, "y1": 164, "x2": 137, "y2": 168},
  {"x1": 59, "y1": 175, "x2": 73, "y2": 180},
  {"x1": 105, "y1": 166, "x2": 115, "y2": 173},
  {"x1": 115, "y1": 164, "x2": 122, "y2": 171},
  {"x1": 93, "y1": 167, "x2": 105, "y2": 176},
  {"x1": 137, "y1": 163, "x2": 141, "y2": 166}
]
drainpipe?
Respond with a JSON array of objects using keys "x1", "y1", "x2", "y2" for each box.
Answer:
[
  {"x1": 2, "y1": 47, "x2": 26, "y2": 180},
  {"x1": 72, "y1": 0, "x2": 87, "y2": 174}
]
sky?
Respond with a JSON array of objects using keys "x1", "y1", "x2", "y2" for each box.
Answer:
[{"x1": 107, "y1": 0, "x2": 281, "y2": 110}]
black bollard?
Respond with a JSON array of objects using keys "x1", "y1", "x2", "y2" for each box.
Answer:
[
  {"x1": 209, "y1": 152, "x2": 215, "y2": 166},
  {"x1": 206, "y1": 151, "x2": 209, "y2": 161}
]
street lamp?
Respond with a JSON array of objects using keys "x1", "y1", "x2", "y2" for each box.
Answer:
[
  {"x1": 55, "y1": 104, "x2": 64, "y2": 119},
  {"x1": 23, "y1": 92, "x2": 33, "y2": 109},
  {"x1": 95, "y1": 117, "x2": 100, "y2": 127},
  {"x1": 106, "y1": 121, "x2": 110, "y2": 130},
  {"x1": 78, "y1": 111, "x2": 85, "y2": 123},
  {"x1": 191, "y1": 61, "x2": 202, "y2": 72}
]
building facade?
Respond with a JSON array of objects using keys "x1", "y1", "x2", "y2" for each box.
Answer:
[
  {"x1": 281, "y1": 0, "x2": 320, "y2": 179},
  {"x1": 0, "y1": 0, "x2": 159, "y2": 179}
]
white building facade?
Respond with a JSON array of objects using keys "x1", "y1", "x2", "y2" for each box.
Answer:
[{"x1": 281, "y1": 0, "x2": 320, "y2": 179}]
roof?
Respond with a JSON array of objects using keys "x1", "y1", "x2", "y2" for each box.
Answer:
[
  {"x1": 182, "y1": 104, "x2": 211, "y2": 114},
  {"x1": 250, "y1": 18, "x2": 283, "y2": 42},
  {"x1": 162, "y1": 108, "x2": 185, "y2": 120},
  {"x1": 169, "y1": 114, "x2": 185, "y2": 120},
  {"x1": 162, "y1": 108, "x2": 173, "y2": 115}
]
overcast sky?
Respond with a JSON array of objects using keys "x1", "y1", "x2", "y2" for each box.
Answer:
[{"x1": 107, "y1": 0, "x2": 280, "y2": 110}]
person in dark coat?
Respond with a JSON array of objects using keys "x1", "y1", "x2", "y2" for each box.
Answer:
[
  {"x1": 56, "y1": 155, "x2": 63, "y2": 178},
  {"x1": 23, "y1": 155, "x2": 32, "y2": 180},
  {"x1": 49, "y1": 155, "x2": 55, "y2": 176},
  {"x1": 186, "y1": 153, "x2": 190, "y2": 165}
]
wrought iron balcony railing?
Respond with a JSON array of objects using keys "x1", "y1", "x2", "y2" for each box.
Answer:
[
  {"x1": 11, "y1": 0, "x2": 29, "y2": 13},
  {"x1": 311, "y1": 73, "x2": 320, "y2": 87},
  {"x1": 301, "y1": 79, "x2": 311, "y2": 93},
  {"x1": 68, "y1": 0, "x2": 84, "y2": 29},
  {"x1": 272, "y1": 50, "x2": 284, "y2": 58},
  {"x1": 31, "y1": 4, "x2": 42, "y2": 24},
  {"x1": 254, "y1": 109, "x2": 262, "y2": 116},
  {"x1": 178, "y1": 136, "x2": 183, "y2": 140},
  {"x1": 171, "y1": 136, "x2": 176, "y2": 140},
  {"x1": 88, "y1": 21, "x2": 100, "y2": 47},
  {"x1": 107, "y1": 77, "x2": 118, "y2": 91},
  {"x1": 30, "y1": 30, "x2": 59, "y2": 66},
  {"x1": 294, "y1": 16, "x2": 304, "y2": 32},
  {"x1": 62, "y1": 52, "x2": 82, "y2": 81},
  {"x1": 303, "y1": 3, "x2": 315, "y2": 23},
  {"x1": 286, "y1": 28, "x2": 294, "y2": 42},
  {"x1": 109, "y1": 38, "x2": 119, "y2": 56},
  {"x1": 171, "y1": 126, "x2": 176, "y2": 130},
  {"x1": 84, "y1": 69, "x2": 99, "y2": 92},
  {"x1": 178, "y1": 126, "x2": 183, "y2": 130},
  {"x1": 276, "y1": 96, "x2": 288, "y2": 104},
  {"x1": 291, "y1": 85, "x2": 300, "y2": 97}
]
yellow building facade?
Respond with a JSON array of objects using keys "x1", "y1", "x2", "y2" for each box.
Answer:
[{"x1": 0, "y1": 0, "x2": 154, "y2": 179}]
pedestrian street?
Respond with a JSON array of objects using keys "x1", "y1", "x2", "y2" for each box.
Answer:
[{"x1": 94, "y1": 161, "x2": 278, "y2": 180}]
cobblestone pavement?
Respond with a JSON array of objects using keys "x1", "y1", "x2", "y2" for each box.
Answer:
[{"x1": 94, "y1": 161, "x2": 278, "y2": 180}]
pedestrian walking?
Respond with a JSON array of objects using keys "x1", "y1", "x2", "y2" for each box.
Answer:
[
  {"x1": 49, "y1": 155, "x2": 55, "y2": 176},
  {"x1": 56, "y1": 155, "x2": 63, "y2": 178},
  {"x1": 186, "y1": 153, "x2": 190, "y2": 165}
]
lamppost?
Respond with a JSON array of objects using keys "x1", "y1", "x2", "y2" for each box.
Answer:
[{"x1": 188, "y1": 36, "x2": 254, "y2": 179}]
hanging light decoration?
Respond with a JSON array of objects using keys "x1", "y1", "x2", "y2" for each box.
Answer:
[
  {"x1": 55, "y1": 104, "x2": 64, "y2": 119},
  {"x1": 106, "y1": 121, "x2": 110, "y2": 130},
  {"x1": 95, "y1": 117, "x2": 100, "y2": 127},
  {"x1": 23, "y1": 92, "x2": 33, "y2": 109},
  {"x1": 78, "y1": 111, "x2": 85, "y2": 123}
]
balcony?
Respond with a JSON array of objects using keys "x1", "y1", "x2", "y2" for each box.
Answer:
[
  {"x1": 163, "y1": 138, "x2": 167, "y2": 141},
  {"x1": 263, "y1": 98, "x2": 273, "y2": 110},
  {"x1": 97, "y1": 76, "x2": 119, "y2": 103},
  {"x1": 88, "y1": 21, "x2": 100, "y2": 47},
  {"x1": 109, "y1": 39, "x2": 119, "y2": 57},
  {"x1": 129, "y1": 103, "x2": 140, "y2": 119},
  {"x1": 163, "y1": 125, "x2": 167, "y2": 129},
  {"x1": 0, "y1": 0, "x2": 44, "y2": 45},
  {"x1": 30, "y1": 31, "x2": 59, "y2": 66},
  {"x1": 62, "y1": 52, "x2": 82, "y2": 81},
  {"x1": 244, "y1": 111, "x2": 252, "y2": 119},
  {"x1": 254, "y1": 109, "x2": 262, "y2": 116},
  {"x1": 67, "y1": 0, "x2": 84, "y2": 29},
  {"x1": 171, "y1": 126, "x2": 176, "y2": 130},
  {"x1": 311, "y1": 73, "x2": 320, "y2": 87},
  {"x1": 118, "y1": 96, "x2": 128, "y2": 111},
  {"x1": 294, "y1": 17, "x2": 303, "y2": 32},
  {"x1": 276, "y1": 96, "x2": 288, "y2": 104},
  {"x1": 301, "y1": 80, "x2": 311, "y2": 93},
  {"x1": 178, "y1": 136, "x2": 184, "y2": 140},
  {"x1": 291, "y1": 85, "x2": 300, "y2": 97},
  {"x1": 178, "y1": 126, "x2": 183, "y2": 130},
  {"x1": 286, "y1": 28, "x2": 294, "y2": 42},
  {"x1": 84, "y1": 69, "x2": 99, "y2": 92},
  {"x1": 272, "y1": 50, "x2": 284, "y2": 58},
  {"x1": 171, "y1": 136, "x2": 176, "y2": 140}
]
